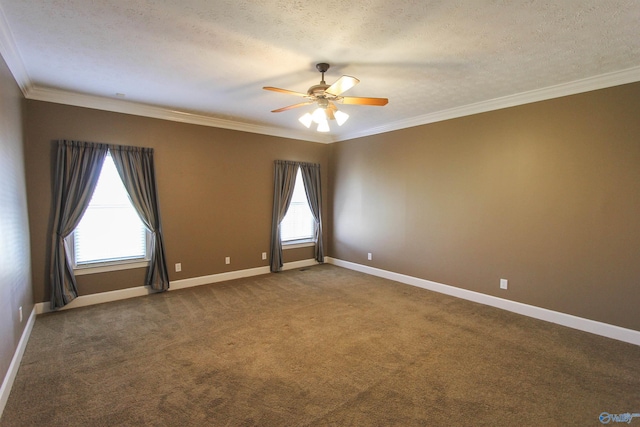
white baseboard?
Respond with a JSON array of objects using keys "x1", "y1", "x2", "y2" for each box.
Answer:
[
  {"x1": 31, "y1": 257, "x2": 640, "y2": 345},
  {"x1": 170, "y1": 266, "x2": 271, "y2": 290},
  {"x1": 170, "y1": 258, "x2": 318, "y2": 290},
  {"x1": 325, "y1": 257, "x2": 640, "y2": 346},
  {"x1": 0, "y1": 307, "x2": 36, "y2": 418},
  {"x1": 35, "y1": 259, "x2": 319, "y2": 314},
  {"x1": 35, "y1": 285, "x2": 154, "y2": 315},
  {"x1": 281, "y1": 258, "x2": 321, "y2": 271}
]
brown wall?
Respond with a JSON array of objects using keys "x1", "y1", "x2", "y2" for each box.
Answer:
[
  {"x1": 25, "y1": 101, "x2": 330, "y2": 303},
  {"x1": 329, "y1": 82, "x2": 640, "y2": 331},
  {"x1": 0, "y1": 56, "x2": 33, "y2": 388},
  {"x1": 18, "y1": 78, "x2": 640, "y2": 333}
]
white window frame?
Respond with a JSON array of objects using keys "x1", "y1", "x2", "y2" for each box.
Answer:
[
  {"x1": 66, "y1": 152, "x2": 151, "y2": 275},
  {"x1": 281, "y1": 169, "x2": 316, "y2": 250},
  {"x1": 282, "y1": 240, "x2": 315, "y2": 249},
  {"x1": 66, "y1": 233, "x2": 151, "y2": 275}
]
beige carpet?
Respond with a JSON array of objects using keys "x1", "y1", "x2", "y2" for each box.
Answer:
[{"x1": 2, "y1": 264, "x2": 639, "y2": 426}]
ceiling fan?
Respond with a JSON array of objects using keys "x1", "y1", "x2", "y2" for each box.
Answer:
[{"x1": 263, "y1": 63, "x2": 388, "y2": 132}]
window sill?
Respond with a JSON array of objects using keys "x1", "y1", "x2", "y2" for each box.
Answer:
[
  {"x1": 282, "y1": 240, "x2": 315, "y2": 250},
  {"x1": 74, "y1": 260, "x2": 150, "y2": 276}
]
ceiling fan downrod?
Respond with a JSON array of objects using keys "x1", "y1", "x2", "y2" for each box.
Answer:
[{"x1": 316, "y1": 63, "x2": 330, "y2": 84}]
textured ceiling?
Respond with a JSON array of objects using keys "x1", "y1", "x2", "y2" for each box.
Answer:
[{"x1": 1, "y1": 1, "x2": 639, "y2": 143}]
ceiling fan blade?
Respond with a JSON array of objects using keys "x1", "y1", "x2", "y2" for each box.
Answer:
[
  {"x1": 325, "y1": 108, "x2": 336, "y2": 120},
  {"x1": 325, "y1": 75, "x2": 360, "y2": 96},
  {"x1": 263, "y1": 86, "x2": 308, "y2": 97},
  {"x1": 271, "y1": 101, "x2": 313, "y2": 113},
  {"x1": 339, "y1": 96, "x2": 389, "y2": 106}
]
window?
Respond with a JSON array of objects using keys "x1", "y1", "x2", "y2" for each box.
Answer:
[
  {"x1": 67, "y1": 152, "x2": 150, "y2": 273},
  {"x1": 280, "y1": 168, "x2": 315, "y2": 245}
]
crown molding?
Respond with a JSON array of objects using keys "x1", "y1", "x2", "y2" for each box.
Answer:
[
  {"x1": 2, "y1": 0, "x2": 638, "y2": 145},
  {"x1": 31, "y1": 63, "x2": 639, "y2": 144},
  {"x1": 25, "y1": 86, "x2": 333, "y2": 144},
  {"x1": 14, "y1": 64, "x2": 640, "y2": 146},
  {"x1": 0, "y1": 3, "x2": 32, "y2": 95},
  {"x1": 338, "y1": 65, "x2": 640, "y2": 142}
]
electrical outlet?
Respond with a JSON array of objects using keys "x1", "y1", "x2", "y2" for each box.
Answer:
[
  {"x1": 262, "y1": 252, "x2": 267, "y2": 260},
  {"x1": 175, "y1": 263, "x2": 182, "y2": 272},
  {"x1": 500, "y1": 279, "x2": 508, "y2": 290},
  {"x1": 19, "y1": 306, "x2": 23, "y2": 323},
  {"x1": 367, "y1": 253, "x2": 372, "y2": 261},
  {"x1": 225, "y1": 257, "x2": 231, "y2": 265}
]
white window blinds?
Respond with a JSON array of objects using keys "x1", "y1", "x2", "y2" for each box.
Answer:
[
  {"x1": 72, "y1": 153, "x2": 148, "y2": 265},
  {"x1": 280, "y1": 168, "x2": 315, "y2": 242}
]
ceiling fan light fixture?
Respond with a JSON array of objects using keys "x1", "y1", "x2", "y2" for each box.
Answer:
[
  {"x1": 334, "y1": 110, "x2": 349, "y2": 126},
  {"x1": 298, "y1": 112, "x2": 313, "y2": 128},
  {"x1": 316, "y1": 120, "x2": 330, "y2": 132},
  {"x1": 311, "y1": 107, "x2": 327, "y2": 124}
]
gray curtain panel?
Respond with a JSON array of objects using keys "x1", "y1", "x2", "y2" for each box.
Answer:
[
  {"x1": 110, "y1": 145, "x2": 170, "y2": 291},
  {"x1": 299, "y1": 162, "x2": 324, "y2": 263},
  {"x1": 270, "y1": 160, "x2": 298, "y2": 272},
  {"x1": 50, "y1": 140, "x2": 109, "y2": 309}
]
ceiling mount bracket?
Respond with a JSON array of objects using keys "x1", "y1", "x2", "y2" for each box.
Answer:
[{"x1": 316, "y1": 63, "x2": 330, "y2": 84}]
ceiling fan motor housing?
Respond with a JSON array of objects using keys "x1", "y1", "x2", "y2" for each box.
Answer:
[{"x1": 307, "y1": 84, "x2": 331, "y2": 98}]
